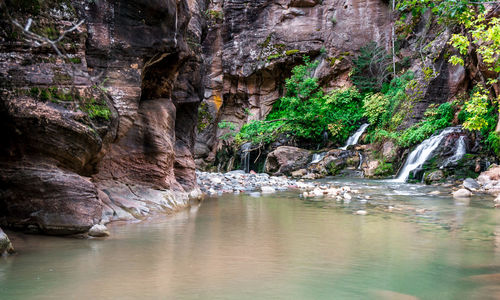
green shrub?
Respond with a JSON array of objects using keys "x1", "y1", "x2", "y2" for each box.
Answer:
[
  {"x1": 236, "y1": 56, "x2": 364, "y2": 146},
  {"x1": 363, "y1": 93, "x2": 389, "y2": 125}
]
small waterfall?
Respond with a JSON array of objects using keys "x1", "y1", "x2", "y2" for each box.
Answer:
[
  {"x1": 174, "y1": 1, "x2": 178, "y2": 47},
  {"x1": 310, "y1": 152, "x2": 327, "y2": 164},
  {"x1": 440, "y1": 136, "x2": 466, "y2": 168},
  {"x1": 240, "y1": 142, "x2": 252, "y2": 173},
  {"x1": 340, "y1": 123, "x2": 370, "y2": 150},
  {"x1": 357, "y1": 152, "x2": 363, "y2": 169},
  {"x1": 394, "y1": 127, "x2": 461, "y2": 183}
]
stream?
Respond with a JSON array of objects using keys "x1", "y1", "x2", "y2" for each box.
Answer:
[{"x1": 1, "y1": 179, "x2": 500, "y2": 299}]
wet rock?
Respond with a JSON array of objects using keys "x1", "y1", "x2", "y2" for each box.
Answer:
[
  {"x1": 291, "y1": 169, "x2": 307, "y2": 178},
  {"x1": 356, "y1": 210, "x2": 368, "y2": 216},
  {"x1": 453, "y1": 188, "x2": 472, "y2": 198},
  {"x1": 265, "y1": 146, "x2": 311, "y2": 175},
  {"x1": 424, "y1": 170, "x2": 444, "y2": 184},
  {"x1": 477, "y1": 165, "x2": 500, "y2": 194},
  {"x1": 0, "y1": 163, "x2": 102, "y2": 235},
  {"x1": 0, "y1": 228, "x2": 14, "y2": 255},
  {"x1": 88, "y1": 224, "x2": 110, "y2": 238},
  {"x1": 463, "y1": 178, "x2": 480, "y2": 191},
  {"x1": 261, "y1": 186, "x2": 276, "y2": 194}
]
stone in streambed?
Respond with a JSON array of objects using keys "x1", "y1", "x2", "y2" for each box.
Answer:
[
  {"x1": 88, "y1": 224, "x2": 110, "y2": 237},
  {"x1": 0, "y1": 228, "x2": 14, "y2": 255},
  {"x1": 463, "y1": 178, "x2": 480, "y2": 191},
  {"x1": 356, "y1": 210, "x2": 368, "y2": 215},
  {"x1": 453, "y1": 188, "x2": 472, "y2": 198},
  {"x1": 261, "y1": 186, "x2": 276, "y2": 193}
]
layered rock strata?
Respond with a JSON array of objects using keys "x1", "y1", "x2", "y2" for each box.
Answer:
[{"x1": 0, "y1": 0, "x2": 206, "y2": 234}]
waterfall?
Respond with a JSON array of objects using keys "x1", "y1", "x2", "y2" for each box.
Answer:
[
  {"x1": 240, "y1": 142, "x2": 252, "y2": 173},
  {"x1": 357, "y1": 152, "x2": 363, "y2": 170},
  {"x1": 310, "y1": 152, "x2": 327, "y2": 164},
  {"x1": 393, "y1": 127, "x2": 461, "y2": 183},
  {"x1": 440, "y1": 136, "x2": 466, "y2": 168},
  {"x1": 340, "y1": 123, "x2": 370, "y2": 150},
  {"x1": 174, "y1": 1, "x2": 178, "y2": 47}
]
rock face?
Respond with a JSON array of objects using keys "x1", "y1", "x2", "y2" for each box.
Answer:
[
  {"x1": 0, "y1": 227, "x2": 14, "y2": 255},
  {"x1": 196, "y1": 0, "x2": 393, "y2": 165},
  {"x1": 0, "y1": 0, "x2": 206, "y2": 234},
  {"x1": 265, "y1": 146, "x2": 311, "y2": 175}
]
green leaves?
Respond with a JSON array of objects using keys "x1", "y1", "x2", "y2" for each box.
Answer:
[
  {"x1": 463, "y1": 85, "x2": 490, "y2": 131},
  {"x1": 235, "y1": 57, "x2": 364, "y2": 146}
]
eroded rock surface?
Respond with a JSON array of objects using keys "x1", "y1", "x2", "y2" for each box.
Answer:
[
  {"x1": 196, "y1": 0, "x2": 393, "y2": 165},
  {"x1": 0, "y1": 0, "x2": 206, "y2": 234}
]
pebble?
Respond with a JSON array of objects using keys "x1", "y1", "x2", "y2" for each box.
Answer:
[{"x1": 356, "y1": 210, "x2": 368, "y2": 215}]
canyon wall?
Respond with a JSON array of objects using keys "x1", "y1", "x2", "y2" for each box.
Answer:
[
  {"x1": 0, "y1": 0, "x2": 477, "y2": 234},
  {"x1": 0, "y1": 0, "x2": 206, "y2": 234},
  {"x1": 195, "y1": 0, "x2": 393, "y2": 167}
]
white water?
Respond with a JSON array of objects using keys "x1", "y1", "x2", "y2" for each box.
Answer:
[
  {"x1": 174, "y1": 2, "x2": 178, "y2": 47},
  {"x1": 340, "y1": 123, "x2": 370, "y2": 150},
  {"x1": 241, "y1": 142, "x2": 252, "y2": 173},
  {"x1": 310, "y1": 152, "x2": 327, "y2": 164},
  {"x1": 394, "y1": 127, "x2": 461, "y2": 183},
  {"x1": 440, "y1": 136, "x2": 466, "y2": 168}
]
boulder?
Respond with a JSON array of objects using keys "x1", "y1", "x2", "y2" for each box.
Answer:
[
  {"x1": 265, "y1": 146, "x2": 311, "y2": 175},
  {"x1": 88, "y1": 224, "x2": 110, "y2": 238},
  {"x1": 261, "y1": 186, "x2": 276, "y2": 194},
  {"x1": 0, "y1": 228, "x2": 14, "y2": 255},
  {"x1": 463, "y1": 178, "x2": 480, "y2": 191},
  {"x1": 453, "y1": 188, "x2": 472, "y2": 198},
  {"x1": 424, "y1": 170, "x2": 444, "y2": 184},
  {"x1": 291, "y1": 169, "x2": 307, "y2": 178}
]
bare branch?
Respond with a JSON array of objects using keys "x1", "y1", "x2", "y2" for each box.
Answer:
[{"x1": 10, "y1": 17, "x2": 84, "y2": 58}]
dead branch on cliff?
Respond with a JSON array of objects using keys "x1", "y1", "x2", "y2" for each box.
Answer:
[{"x1": 9, "y1": 17, "x2": 85, "y2": 58}]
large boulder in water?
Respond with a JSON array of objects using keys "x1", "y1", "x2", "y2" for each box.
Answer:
[
  {"x1": 0, "y1": 227, "x2": 14, "y2": 255},
  {"x1": 265, "y1": 146, "x2": 311, "y2": 175},
  {"x1": 477, "y1": 165, "x2": 500, "y2": 194}
]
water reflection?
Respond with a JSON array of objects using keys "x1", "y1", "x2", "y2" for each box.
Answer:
[{"x1": 0, "y1": 179, "x2": 499, "y2": 299}]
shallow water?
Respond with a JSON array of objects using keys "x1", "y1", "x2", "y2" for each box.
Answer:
[{"x1": 1, "y1": 179, "x2": 500, "y2": 299}]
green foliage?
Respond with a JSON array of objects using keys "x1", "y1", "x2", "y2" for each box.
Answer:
[
  {"x1": 81, "y1": 98, "x2": 111, "y2": 120},
  {"x1": 374, "y1": 160, "x2": 393, "y2": 177},
  {"x1": 351, "y1": 42, "x2": 392, "y2": 93},
  {"x1": 397, "y1": 0, "x2": 490, "y2": 24},
  {"x1": 236, "y1": 57, "x2": 364, "y2": 145},
  {"x1": 205, "y1": 9, "x2": 224, "y2": 20},
  {"x1": 396, "y1": 102, "x2": 454, "y2": 147},
  {"x1": 197, "y1": 102, "x2": 213, "y2": 132},
  {"x1": 285, "y1": 49, "x2": 300, "y2": 56},
  {"x1": 363, "y1": 93, "x2": 389, "y2": 125},
  {"x1": 218, "y1": 120, "x2": 237, "y2": 141},
  {"x1": 486, "y1": 132, "x2": 500, "y2": 157}
]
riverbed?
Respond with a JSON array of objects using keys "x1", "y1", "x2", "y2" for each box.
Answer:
[{"x1": 1, "y1": 179, "x2": 499, "y2": 299}]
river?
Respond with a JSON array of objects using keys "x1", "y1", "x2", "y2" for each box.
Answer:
[{"x1": 1, "y1": 179, "x2": 499, "y2": 299}]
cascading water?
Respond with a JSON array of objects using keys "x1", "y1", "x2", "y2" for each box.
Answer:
[
  {"x1": 310, "y1": 152, "x2": 327, "y2": 164},
  {"x1": 440, "y1": 136, "x2": 466, "y2": 168},
  {"x1": 240, "y1": 142, "x2": 252, "y2": 173},
  {"x1": 173, "y1": 1, "x2": 178, "y2": 47},
  {"x1": 340, "y1": 123, "x2": 370, "y2": 150},
  {"x1": 393, "y1": 127, "x2": 461, "y2": 183}
]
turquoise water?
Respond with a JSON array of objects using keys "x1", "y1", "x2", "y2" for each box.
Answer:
[{"x1": 1, "y1": 179, "x2": 500, "y2": 299}]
